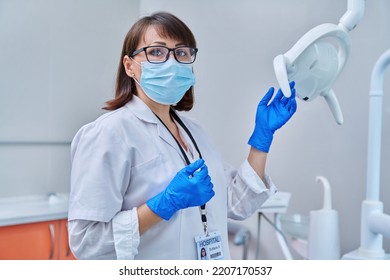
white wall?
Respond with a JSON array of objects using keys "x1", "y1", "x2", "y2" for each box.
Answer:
[
  {"x1": 1, "y1": 0, "x2": 389, "y2": 259},
  {"x1": 139, "y1": 0, "x2": 390, "y2": 259},
  {"x1": 0, "y1": 0, "x2": 139, "y2": 196}
]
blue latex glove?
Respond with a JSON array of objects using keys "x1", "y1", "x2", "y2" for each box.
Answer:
[
  {"x1": 146, "y1": 159, "x2": 215, "y2": 220},
  {"x1": 248, "y1": 81, "x2": 297, "y2": 153}
]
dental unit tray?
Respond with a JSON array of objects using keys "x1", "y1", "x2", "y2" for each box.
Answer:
[{"x1": 273, "y1": 0, "x2": 365, "y2": 124}]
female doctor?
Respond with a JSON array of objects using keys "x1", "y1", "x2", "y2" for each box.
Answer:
[{"x1": 68, "y1": 12, "x2": 297, "y2": 260}]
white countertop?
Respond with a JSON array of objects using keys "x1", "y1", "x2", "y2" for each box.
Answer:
[
  {"x1": 0, "y1": 193, "x2": 69, "y2": 227},
  {"x1": 0, "y1": 191, "x2": 290, "y2": 227}
]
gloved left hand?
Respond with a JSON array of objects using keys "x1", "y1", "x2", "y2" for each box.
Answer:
[{"x1": 248, "y1": 81, "x2": 297, "y2": 153}]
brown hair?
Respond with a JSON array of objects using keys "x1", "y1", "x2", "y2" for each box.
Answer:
[{"x1": 104, "y1": 12, "x2": 197, "y2": 111}]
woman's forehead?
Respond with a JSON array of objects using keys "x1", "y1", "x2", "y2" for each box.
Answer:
[{"x1": 141, "y1": 25, "x2": 181, "y2": 46}]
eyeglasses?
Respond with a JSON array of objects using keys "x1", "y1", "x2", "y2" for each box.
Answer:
[{"x1": 130, "y1": 46, "x2": 198, "y2": 64}]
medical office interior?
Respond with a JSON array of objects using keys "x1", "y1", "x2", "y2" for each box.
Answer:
[{"x1": 0, "y1": 0, "x2": 389, "y2": 260}]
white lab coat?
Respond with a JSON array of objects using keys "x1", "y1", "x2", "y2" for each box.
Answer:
[{"x1": 68, "y1": 95, "x2": 277, "y2": 260}]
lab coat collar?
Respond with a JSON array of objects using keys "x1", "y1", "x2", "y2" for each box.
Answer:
[
  {"x1": 125, "y1": 95, "x2": 158, "y2": 124},
  {"x1": 125, "y1": 95, "x2": 188, "y2": 163}
]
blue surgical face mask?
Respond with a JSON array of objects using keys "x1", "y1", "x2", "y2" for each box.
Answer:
[{"x1": 132, "y1": 59, "x2": 195, "y2": 105}]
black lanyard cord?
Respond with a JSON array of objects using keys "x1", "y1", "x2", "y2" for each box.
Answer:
[
  {"x1": 170, "y1": 109, "x2": 203, "y2": 159},
  {"x1": 154, "y1": 109, "x2": 208, "y2": 234}
]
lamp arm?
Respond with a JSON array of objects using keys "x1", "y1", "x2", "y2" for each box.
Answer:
[{"x1": 339, "y1": 0, "x2": 365, "y2": 32}]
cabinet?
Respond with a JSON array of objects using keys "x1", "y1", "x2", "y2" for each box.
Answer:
[
  {"x1": 58, "y1": 219, "x2": 75, "y2": 260},
  {"x1": 0, "y1": 219, "x2": 75, "y2": 260}
]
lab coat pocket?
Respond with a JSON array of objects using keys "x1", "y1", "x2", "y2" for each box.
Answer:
[{"x1": 124, "y1": 154, "x2": 171, "y2": 209}]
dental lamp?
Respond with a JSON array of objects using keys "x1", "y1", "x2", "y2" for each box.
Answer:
[
  {"x1": 273, "y1": 0, "x2": 365, "y2": 124},
  {"x1": 342, "y1": 49, "x2": 390, "y2": 260}
]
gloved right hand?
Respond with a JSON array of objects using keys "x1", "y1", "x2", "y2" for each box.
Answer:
[{"x1": 146, "y1": 159, "x2": 215, "y2": 220}]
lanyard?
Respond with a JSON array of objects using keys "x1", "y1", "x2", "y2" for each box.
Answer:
[{"x1": 154, "y1": 109, "x2": 208, "y2": 235}]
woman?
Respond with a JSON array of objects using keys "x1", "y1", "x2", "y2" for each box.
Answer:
[{"x1": 68, "y1": 12, "x2": 297, "y2": 260}]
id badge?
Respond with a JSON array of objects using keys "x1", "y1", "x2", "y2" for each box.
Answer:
[{"x1": 194, "y1": 231, "x2": 224, "y2": 260}]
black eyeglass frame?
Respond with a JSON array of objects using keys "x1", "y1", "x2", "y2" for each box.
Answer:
[{"x1": 130, "y1": 46, "x2": 198, "y2": 64}]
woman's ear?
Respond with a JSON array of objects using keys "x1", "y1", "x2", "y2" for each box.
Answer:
[{"x1": 123, "y1": 55, "x2": 134, "y2": 77}]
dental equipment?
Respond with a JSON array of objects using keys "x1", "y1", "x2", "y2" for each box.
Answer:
[
  {"x1": 255, "y1": 192, "x2": 292, "y2": 260},
  {"x1": 228, "y1": 222, "x2": 251, "y2": 260},
  {"x1": 273, "y1": 0, "x2": 365, "y2": 124},
  {"x1": 308, "y1": 176, "x2": 340, "y2": 259},
  {"x1": 342, "y1": 49, "x2": 390, "y2": 260},
  {"x1": 279, "y1": 176, "x2": 340, "y2": 260}
]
